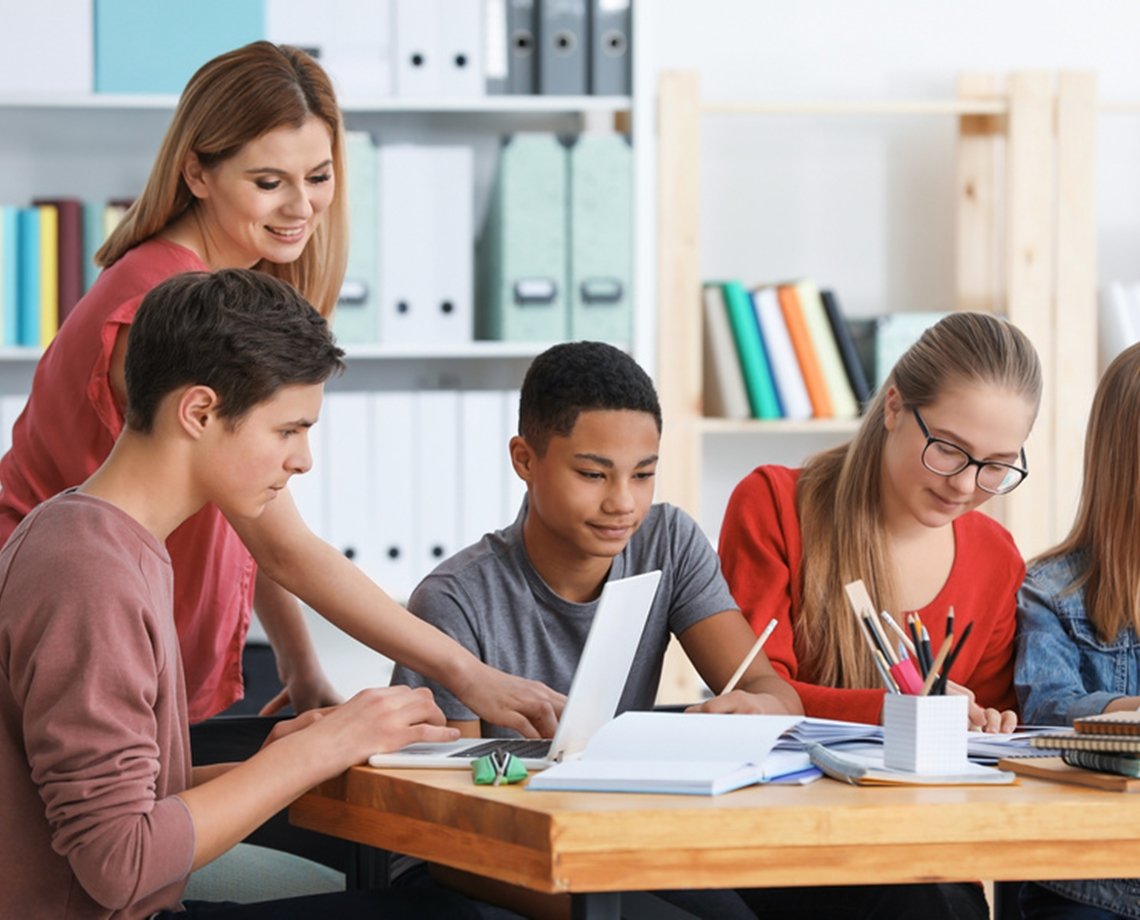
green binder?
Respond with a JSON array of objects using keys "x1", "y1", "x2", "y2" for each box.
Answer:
[
  {"x1": 569, "y1": 134, "x2": 632, "y2": 343},
  {"x1": 333, "y1": 131, "x2": 380, "y2": 345},
  {"x1": 476, "y1": 133, "x2": 568, "y2": 341}
]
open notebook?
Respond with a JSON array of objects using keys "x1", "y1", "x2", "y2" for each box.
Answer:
[{"x1": 368, "y1": 569, "x2": 662, "y2": 769}]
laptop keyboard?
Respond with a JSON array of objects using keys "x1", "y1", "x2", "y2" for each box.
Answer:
[{"x1": 451, "y1": 739, "x2": 553, "y2": 759}]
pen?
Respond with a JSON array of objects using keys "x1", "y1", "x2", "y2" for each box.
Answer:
[
  {"x1": 720, "y1": 617, "x2": 778, "y2": 695},
  {"x1": 946, "y1": 605, "x2": 955, "y2": 642},
  {"x1": 919, "y1": 634, "x2": 955, "y2": 696}
]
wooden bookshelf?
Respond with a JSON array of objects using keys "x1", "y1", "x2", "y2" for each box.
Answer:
[{"x1": 655, "y1": 69, "x2": 1098, "y2": 560}]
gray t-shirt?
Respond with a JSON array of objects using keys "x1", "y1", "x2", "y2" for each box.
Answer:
[{"x1": 390, "y1": 500, "x2": 738, "y2": 734}]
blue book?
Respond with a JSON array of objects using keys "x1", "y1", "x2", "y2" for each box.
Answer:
[
  {"x1": 83, "y1": 200, "x2": 106, "y2": 292},
  {"x1": 16, "y1": 208, "x2": 41, "y2": 348},
  {"x1": 0, "y1": 206, "x2": 19, "y2": 347}
]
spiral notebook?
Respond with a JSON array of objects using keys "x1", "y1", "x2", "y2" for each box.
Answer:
[
  {"x1": 1072, "y1": 711, "x2": 1140, "y2": 736},
  {"x1": 1030, "y1": 731, "x2": 1140, "y2": 754}
]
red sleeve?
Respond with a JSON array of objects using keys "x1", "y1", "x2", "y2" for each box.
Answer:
[{"x1": 719, "y1": 466, "x2": 886, "y2": 724}]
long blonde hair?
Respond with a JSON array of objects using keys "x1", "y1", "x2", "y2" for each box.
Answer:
[
  {"x1": 795, "y1": 312, "x2": 1042, "y2": 688},
  {"x1": 96, "y1": 41, "x2": 348, "y2": 316},
  {"x1": 1037, "y1": 343, "x2": 1140, "y2": 642}
]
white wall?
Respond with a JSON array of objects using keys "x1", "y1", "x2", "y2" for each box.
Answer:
[{"x1": 635, "y1": 0, "x2": 1140, "y2": 540}]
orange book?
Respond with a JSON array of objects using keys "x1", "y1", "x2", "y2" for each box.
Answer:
[{"x1": 777, "y1": 283, "x2": 832, "y2": 417}]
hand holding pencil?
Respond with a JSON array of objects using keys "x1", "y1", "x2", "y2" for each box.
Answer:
[{"x1": 689, "y1": 617, "x2": 792, "y2": 716}]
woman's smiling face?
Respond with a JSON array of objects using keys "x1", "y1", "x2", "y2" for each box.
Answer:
[{"x1": 184, "y1": 115, "x2": 335, "y2": 269}]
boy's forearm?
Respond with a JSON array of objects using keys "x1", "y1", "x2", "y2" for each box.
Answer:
[
  {"x1": 738, "y1": 675, "x2": 805, "y2": 715},
  {"x1": 177, "y1": 729, "x2": 337, "y2": 869}
]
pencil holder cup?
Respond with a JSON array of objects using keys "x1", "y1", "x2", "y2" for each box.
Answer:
[{"x1": 882, "y1": 694, "x2": 968, "y2": 774}]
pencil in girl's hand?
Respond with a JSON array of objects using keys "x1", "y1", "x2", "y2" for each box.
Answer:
[{"x1": 720, "y1": 617, "x2": 778, "y2": 695}]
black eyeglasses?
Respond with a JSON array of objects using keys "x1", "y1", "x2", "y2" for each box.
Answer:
[{"x1": 911, "y1": 407, "x2": 1028, "y2": 495}]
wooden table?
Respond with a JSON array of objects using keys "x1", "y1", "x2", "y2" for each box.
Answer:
[{"x1": 291, "y1": 765, "x2": 1140, "y2": 918}]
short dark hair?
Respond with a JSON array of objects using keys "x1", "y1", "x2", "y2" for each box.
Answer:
[
  {"x1": 125, "y1": 269, "x2": 346, "y2": 432},
  {"x1": 518, "y1": 341, "x2": 662, "y2": 454}
]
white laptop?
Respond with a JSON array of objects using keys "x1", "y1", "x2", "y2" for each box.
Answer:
[{"x1": 368, "y1": 569, "x2": 663, "y2": 769}]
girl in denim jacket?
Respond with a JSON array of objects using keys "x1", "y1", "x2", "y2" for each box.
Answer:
[{"x1": 1016, "y1": 342, "x2": 1140, "y2": 920}]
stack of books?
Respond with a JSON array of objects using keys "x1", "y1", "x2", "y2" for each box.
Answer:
[
  {"x1": 0, "y1": 198, "x2": 126, "y2": 348},
  {"x1": 1030, "y1": 711, "x2": 1140, "y2": 778},
  {"x1": 702, "y1": 280, "x2": 871, "y2": 422}
]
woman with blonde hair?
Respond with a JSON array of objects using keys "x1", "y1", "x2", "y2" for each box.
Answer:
[
  {"x1": 0, "y1": 42, "x2": 561, "y2": 749},
  {"x1": 720, "y1": 311, "x2": 1040, "y2": 730},
  {"x1": 1016, "y1": 342, "x2": 1140, "y2": 920}
]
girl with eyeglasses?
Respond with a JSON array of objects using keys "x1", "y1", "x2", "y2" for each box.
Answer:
[
  {"x1": 1015, "y1": 342, "x2": 1140, "y2": 920},
  {"x1": 719, "y1": 311, "x2": 1040, "y2": 733}
]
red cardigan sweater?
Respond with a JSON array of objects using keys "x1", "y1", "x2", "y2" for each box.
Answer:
[{"x1": 718, "y1": 465, "x2": 1023, "y2": 723}]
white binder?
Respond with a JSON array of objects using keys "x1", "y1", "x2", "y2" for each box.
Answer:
[
  {"x1": 323, "y1": 392, "x2": 379, "y2": 581},
  {"x1": 393, "y1": 0, "x2": 442, "y2": 97},
  {"x1": 266, "y1": 0, "x2": 394, "y2": 100},
  {"x1": 438, "y1": 0, "x2": 485, "y2": 97},
  {"x1": 371, "y1": 391, "x2": 417, "y2": 597},
  {"x1": 412, "y1": 390, "x2": 460, "y2": 580},
  {"x1": 458, "y1": 390, "x2": 508, "y2": 548},
  {"x1": 287, "y1": 392, "x2": 328, "y2": 541},
  {"x1": 378, "y1": 144, "x2": 474, "y2": 344},
  {"x1": 333, "y1": 131, "x2": 380, "y2": 344},
  {"x1": 1, "y1": 0, "x2": 92, "y2": 93}
]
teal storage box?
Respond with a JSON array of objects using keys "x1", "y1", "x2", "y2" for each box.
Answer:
[
  {"x1": 569, "y1": 133, "x2": 632, "y2": 343},
  {"x1": 95, "y1": 0, "x2": 265, "y2": 94},
  {"x1": 476, "y1": 133, "x2": 568, "y2": 342}
]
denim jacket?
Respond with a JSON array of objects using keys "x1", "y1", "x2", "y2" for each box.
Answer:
[{"x1": 1016, "y1": 548, "x2": 1140, "y2": 919}]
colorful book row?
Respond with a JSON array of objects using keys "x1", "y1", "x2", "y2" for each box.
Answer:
[
  {"x1": 0, "y1": 200, "x2": 127, "y2": 349},
  {"x1": 702, "y1": 280, "x2": 872, "y2": 421}
]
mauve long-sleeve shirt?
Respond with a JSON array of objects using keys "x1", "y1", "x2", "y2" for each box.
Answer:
[{"x1": 0, "y1": 491, "x2": 195, "y2": 919}]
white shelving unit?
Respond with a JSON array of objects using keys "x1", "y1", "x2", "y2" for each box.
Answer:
[
  {"x1": 0, "y1": 89, "x2": 644, "y2": 383},
  {"x1": 0, "y1": 77, "x2": 646, "y2": 696}
]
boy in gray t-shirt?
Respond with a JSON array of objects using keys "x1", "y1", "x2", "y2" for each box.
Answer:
[
  {"x1": 389, "y1": 341, "x2": 801, "y2": 920},
  {"x1": 392, "y1": 340, "x2": 801, "y2": 731}
]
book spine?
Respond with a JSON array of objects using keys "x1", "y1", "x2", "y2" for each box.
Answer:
[
  {"x1": 752, "y1": 286, "x2": 812, "y2": 421},
  {"x1": 38, "y1": 205, "x2": 59, "y2": 348},
  {"x1": 820, "y1": 288, "x2": 872, "y2": 407},
  {"x1": 721, "y1": 281, "x2": 782, "y2": 420},
  {"x1": 795, "y1": 279, "x2": 858, "y2": 419},
  {"x1": 701, "y1": 285, "x2": 751, "y2": 419},
  {"x1": 17, "y1": 208, "x2": 41, "y2": 348},
  {"x1": 776, "y1": 283, "x2": 831, "y2": 418}
]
